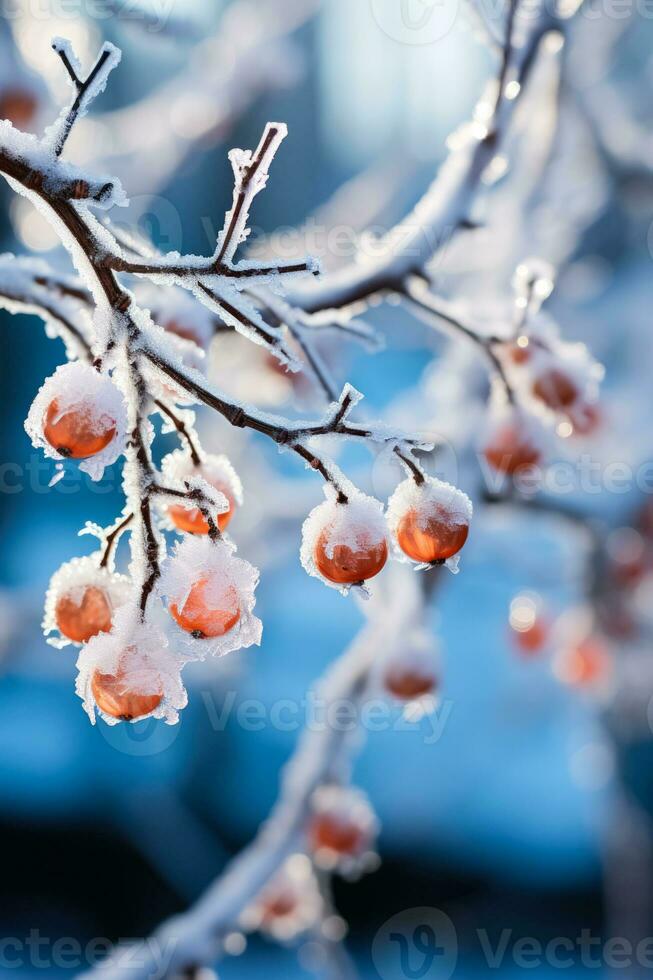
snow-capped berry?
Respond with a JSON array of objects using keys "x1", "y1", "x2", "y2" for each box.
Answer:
[
  {"x1": 0, "y1": 87, "x2": 38, "y2": 128},
  {"x1": 378, "y1": 631, "x2": 440, "y2": 704},
  {"x1": 241, "y1": 856, "x2": 323, "y2": 942},
  {"x1": 56, "y1": 586, "x2": 112, "y2": 644},
  {"x1": 301, "y1": 487, "x2": 389, "y2": 591},
  {"x1": 91, "y1": 661, "x2": 163, "y2": 721},
  {"x1": 509, "y1": 593, "x2": 548, "y2": 655},
  {"x1": 307, "y1": 786, "x2": 378, "y2": 873},
  {"x1": 568, "y1": 401, "x2": 601, "y2": 437},
  {"x1": 505, "y1": 339, "x2": 532, "y2": 365},
  {"x1": 160, "y1": 536, "x2": 261, "y2": 658},
  {"x1": 483, "y1": 414, "x2": 542, "y2": 476},
  {"x1": 26, "y1": 362, "x2": 127, "y2": 481},
  {"x1": 43, "y1": 556, "x2": 131, "y2": 649},
  {"x1": 169, "y1": 577, "x2": 241, "y2": 639},
  {"x1": 532, "y1": 368, "x2": 579, "y2": 411},
  {"x1": 76, "y1": 605, "x2": 187, "y2": 725},
  {"x1": 311, "y1": 815, "x2": 364, "y2": 858},
  {"x1": 169, "y1": 494, "x2": 234, "y2": 535},
  {"x1": 162, "y1": 449, "x2": 242, "y2": 535},
  {"x1": 315, "y1": 527, "x2": 387, "y2": 585},
  {"x1": 43, "y1": 397, "x2": 117, "y2": 459},
  {"x1": 396, "y1": 510, "x2": 467, "y2": 563},
  {"x1": 387, "y1": 477, "x2": 472, "y2": 566},
  {"x1": 554, "y1": 637, "x2": 611, "y2": 688}
]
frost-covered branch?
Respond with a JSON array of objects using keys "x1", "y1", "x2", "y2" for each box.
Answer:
[
  {"x1": 0, "y1": 36, "x2": 444, "y2": 732},
  {"x1": 50, "y1": 39, "x2": 121, "y2": 157}
]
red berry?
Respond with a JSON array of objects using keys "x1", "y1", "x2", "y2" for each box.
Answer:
[
  {"x1": 43, "y1": 398, "x2": 116, "y2": 459},
  {"x1": 484, "y1": 423, "x2": 541, "y2": 476},
  {"x1": 396, "y1": 504, "x2": 469, "y2": 563},
  {"x1": 91, "y1": 664, "x2": 162, "y2": 720},
  {"x1": 259, "y1": 888, "x2": 298, "y2": 926},
  {"x1": 506, "y1": 341, "x2": 532, "y2": 365},
  {"x1": 385, "y1": 667, "x2": 437, "y2": 700},
  {"x1": 169, "y1": 577, "x2": 240, "y2": 639},
  {"x1": 0, "y1": 88, "x2": 38, "y2": 128},
  {"x1": 512, "y1": 618, "x2": 548, "y2": 655},
  {"x1": 55, "y1": 585, "x2": 112, "y2": 644},
  {"x1": 314, "y1": 529, "x2": 387, "y2": 585},
  {"x1": 556, "y1": 638, "x2": 610, "y2": 688},
  {"x1": 308, "y1": 813, "x2": 367, "y2": 858},
  {"x1": 169, "y1": 484, "x2": 234, "y2": 535},
  {"x1": 532, "y1": 369, "x2": 578, "y2": 411}
]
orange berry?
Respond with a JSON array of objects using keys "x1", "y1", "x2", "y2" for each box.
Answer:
[
  {"x1": 43, "y1": 398, "x2": 116, "y2": 459},
  {"x1": 314, "y1": 529, "x2": 387, "y2": 586},
  {"x1": 169, "y1": 577, "x2": 240, "y2": 639},
  {"x1": 557, "y1": 638, "x2": 610, "y2": 688},
  {"x1": 91, "y1": 665, "x2": 162, "y2": 720},
  {"x1": 0, "y1": 88, "x2": 38, "y2": 128},
  {"x1": 532, "y1": 369, "x2": 578, "y2": 411},
  {"x1": 309, "y1": 813, "x2": 366, "y2": 858},
  {"x1": 512, "y1": 618, "x2": 548, "y2": 655},
  {"x1": 484, "y1": 423, "x2": 541, "y2": 476},
  {"x1": 506, "y1": 341, "x2": 532, "y2": 365},
  {"x1": 259, "y1": 888, "x2": 298, "y2": 926},
  {"x1": 168, "y1": 486, "x2": 234, "y2": 535},
  {"x1": 385, "y1": 667, "x2": 436, "y2": 700},
  {"x1": 55, "y1": 585, "x2": 112, "y2": 644},
  {"x1": 396, "y1": 504, "x2": 469, "y2": 563}
]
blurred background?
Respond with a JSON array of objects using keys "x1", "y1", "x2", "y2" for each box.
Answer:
[{"x1": 1, "y1": 0, "x2": 653, "y2": 977}]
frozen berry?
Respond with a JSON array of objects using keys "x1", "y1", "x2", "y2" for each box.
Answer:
[
  {"x1": 169, "y1": 577, "x2": 240, "y2": 639},
  {"x1": 396, "y1": 504, "x2": 469, "y2": 563},
  {"x1": 314, "y1": 528, "x2": 387, "y2": 585},
  {"x1": 43, "y1": 398, "x2": 116, "y2": 459},
  {"x1": 91, "y1": 665, "x2": 162, "y2": 720},
  {"x1": 55, "y1": 586, "x2": 112, "y2": 644}
]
